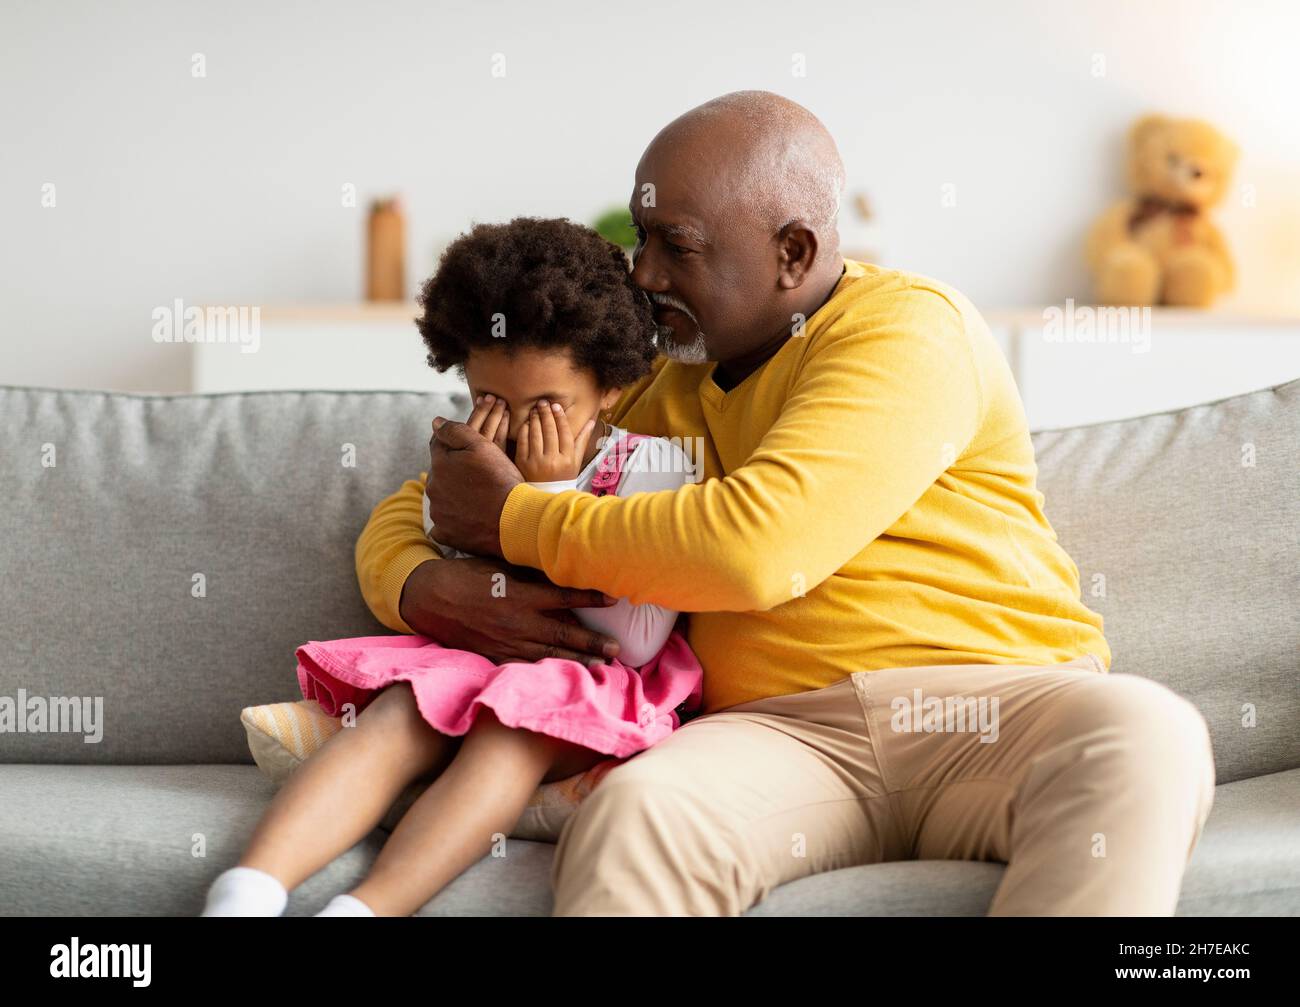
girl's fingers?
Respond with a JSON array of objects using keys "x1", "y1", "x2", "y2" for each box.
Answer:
[
  {"x1": 528, "y1": 405, "x2": 543, "y2": 458},
  {"x1": 572, "y1": 416, "x2": 596, "y2": 462},
  {"x1": 465, "y1": 394, "x2": 493, "y2": 433},
  {"x1": 482, "y1": 397, "x2": 507, "y2": 442},
  {"x1": 537, "y1": 400, "x2": 559, "y2": 455},
  {"x1": 551, "y1": 402, "x2": 574, "y2": 453},
  {"x1": 493, "y1": 407, "x2": 509, "y2": 450}
]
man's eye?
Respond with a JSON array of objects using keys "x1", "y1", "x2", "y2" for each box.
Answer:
[{"x1": 668, "y1": 243, "x2": 692, "y2": 257}]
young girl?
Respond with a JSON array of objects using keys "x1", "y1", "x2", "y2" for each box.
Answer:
[{"x1": 201, "y1": 217, "x2": 703, "y2": 918}]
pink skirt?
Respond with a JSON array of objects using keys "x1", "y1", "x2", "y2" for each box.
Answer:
[{"x1": 296, "y1": 630, "x2": 704, "y2": 759}]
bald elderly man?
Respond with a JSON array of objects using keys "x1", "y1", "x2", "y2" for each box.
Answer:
[{"x1": 357, "y1": 91, "x2": 1215, "y2": 916}]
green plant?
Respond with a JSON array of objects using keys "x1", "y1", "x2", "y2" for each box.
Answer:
[{"x1": 593, "y1": 206, "x2": 638, "y2": 249}]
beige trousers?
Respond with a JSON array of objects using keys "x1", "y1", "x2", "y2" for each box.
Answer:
[{"x1": 549, "y1": 654, "x2": 1216, "y2": 916}]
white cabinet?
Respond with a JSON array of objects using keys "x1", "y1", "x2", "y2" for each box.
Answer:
[
  {"x1": 984, "y1": 308, "x2": 1300, "y2": 430},
  {"x1": 190, "y1": 304, "x2": 468, "y2": 396}
]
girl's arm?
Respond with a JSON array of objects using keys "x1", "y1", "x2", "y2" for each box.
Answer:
[
  {"x1": 355, "y1": 472, "x2": 442, "y2": 633},
  {"x1": 570, "y1": 594, "x2": 680, "y2": 668}
]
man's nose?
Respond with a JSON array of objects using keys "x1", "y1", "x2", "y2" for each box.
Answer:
[{"x1": 630, "y1": 245, "x2": 668, "y2": 294}]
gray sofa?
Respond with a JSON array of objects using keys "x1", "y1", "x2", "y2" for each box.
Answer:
[{"x1": 1, "y1": 377, "x2": 1297, "y2": 916}]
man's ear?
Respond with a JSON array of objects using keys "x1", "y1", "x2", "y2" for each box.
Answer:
[{"x1": 775, "y1": 220, "x2": 819, "y2": 289}]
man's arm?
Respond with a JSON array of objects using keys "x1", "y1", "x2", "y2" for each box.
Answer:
[
  {"x1": 356, "y1": 470, "x2": 626, "y2": 666},
  {"x1": 498, "y1": 286, "x2": 985, "y2": 613},
  {"x1": 355, "y1": 472, "x2": 441, "y2": 633}
]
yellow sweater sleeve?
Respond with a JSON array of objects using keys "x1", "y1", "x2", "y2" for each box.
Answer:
[
  {"x1": 354, "y1": 471, "x2": 441, "y2": 634},
  {"x1": 499, "y1": 286, "x2": 984, "y2": 612}
]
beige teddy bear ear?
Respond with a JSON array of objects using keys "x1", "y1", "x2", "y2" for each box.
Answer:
[{"x1": 1129, "y1": 113, "x2": 1169, "y2": 152}]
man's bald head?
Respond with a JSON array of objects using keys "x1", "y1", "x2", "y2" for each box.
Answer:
[
  {"x1": 645, "y1": 90, "x2": 846, "y2": 253},
  {"x1": 629, "y1": 91, "x2": 849, "y2": 375}
]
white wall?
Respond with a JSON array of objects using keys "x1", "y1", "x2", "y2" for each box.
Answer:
[{"x1": 2, "y1": 0, "x2": 1298, "y2": 394}]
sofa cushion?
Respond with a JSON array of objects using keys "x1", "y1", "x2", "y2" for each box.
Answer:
[
  {"x1": 1, "y1": 764, "x2": 1294, "y2": 916},
  {"x1": 1030, "y1": 377, "x2": 1300, "y2": 783},
  {"x1": 0, "y1": 763, "x2": 559, "y2": 916},
  {"x1": 1171, "y1": 767, "x2": 1300, "y2": 915},
  {"x1": 0, "y1": 764, "x2": 380, "y2": 916}
]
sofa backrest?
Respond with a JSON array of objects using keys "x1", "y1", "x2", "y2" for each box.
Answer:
[
  {"x1": 1, "y1": 378, "x2": 1296, "y2": 782},
  {"x1": 0, "y1": 386, "x2": 469, "y2": 766},
  {"x1": 1030, "y1": 377, "x2": 1299, "y2": 784}
]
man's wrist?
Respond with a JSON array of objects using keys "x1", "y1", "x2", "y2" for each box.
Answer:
[{"x1": 398, "y1": 558, "x2": 444, "y2": 631}]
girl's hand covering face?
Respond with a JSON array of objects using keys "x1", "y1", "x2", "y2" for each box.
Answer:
[
  {"x1": 465, "y1": 394, "x2": 511, "y2": 454},
  {"x1": 515, "y1": 400, "x2": 597, "y2": 483}
]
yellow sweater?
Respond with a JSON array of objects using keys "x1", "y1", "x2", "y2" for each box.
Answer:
[{"x1": 356, "y1": 259, "x2": 1111, "y2": 715}]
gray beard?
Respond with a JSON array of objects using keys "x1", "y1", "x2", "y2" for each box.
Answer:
[{"x1": 657, "y1": 324, "x2": 710, "y2": 365}]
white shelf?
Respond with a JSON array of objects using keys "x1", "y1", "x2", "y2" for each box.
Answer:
[
  {"x1": 190, "y1": 301, "x2": 467, "y2": 395},
  {"x1": 190, "y1": 302, "x2": 1300, "y2": 429},
  {"x1": 251, "y1": 302, "x2": 421, "y2": 323},
  {"x1": 982, "y1": 307, "x2": 1300, "y2": 429},
  {"x1": 984, "y1": 306, "x2": 1300, "y2": 332}
]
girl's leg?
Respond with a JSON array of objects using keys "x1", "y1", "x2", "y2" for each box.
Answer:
[
  {"x1": 237, "y1": 682, "x2": 461, "y2": 890},
  {"x1": 348, "y1": 709, "x2": 609, "y2": 916}
]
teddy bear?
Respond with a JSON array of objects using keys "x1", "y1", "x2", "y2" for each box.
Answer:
[{"x1": 1085, "y1": 114, "x2": 1238, "y2": 307}]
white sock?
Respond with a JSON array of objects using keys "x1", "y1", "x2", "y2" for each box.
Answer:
[
  {"x1": 200, "y1": 866, "x2": 289, "y2": 917},
  {"x1": 314, "y1": 893, "x2": 377, "y2": 917}
]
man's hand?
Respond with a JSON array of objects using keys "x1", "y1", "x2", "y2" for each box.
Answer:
[
  {"x1": 426, "y1": 394, "x2": 511, "y2": 521},
  {"x1": 425, "y1": 403, "x2": 523, "y2": 558},
  {"x1": 399, "y1": 556, "x2": 622, "y2": 668},
  {"x1": 515, "y1": 400, "x2": 598, "y2": 483}
]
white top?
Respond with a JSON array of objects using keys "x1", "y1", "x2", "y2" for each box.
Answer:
[{"x1": 422, "y1": 425, "x2": 698, "y2": 667}]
